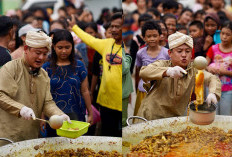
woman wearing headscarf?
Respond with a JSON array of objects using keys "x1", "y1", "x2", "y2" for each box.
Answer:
[{"x1": 194, "y1": 13, "x2": 221, "y2": 58}]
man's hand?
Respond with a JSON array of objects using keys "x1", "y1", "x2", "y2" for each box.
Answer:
[
  {"x1": 206, "y1": 93, "x2": 218, "y2": 106},
  {"x1": 87, "y1": 114, "x2": 93, "y2": 125},
  {"x1": 20, "y1": 106, "x2": 36, "y2": 120},
  {"x1": 60, "y1": 114, "x2": 72, "y2": 124},
  {"x1": 166, "y1": 66, "x2": 187, "y2": 78},
  {"x1": 67, "y1": 14, "x2": 76, "y2": 28}
]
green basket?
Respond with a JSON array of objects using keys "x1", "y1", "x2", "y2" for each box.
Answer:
[{"x1": 56, "y1": 120, "x2": 90, "y2": 138}]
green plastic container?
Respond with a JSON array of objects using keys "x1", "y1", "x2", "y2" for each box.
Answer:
[{"x1": 56, "y1": 120, "x2": 90, "y2": 138}]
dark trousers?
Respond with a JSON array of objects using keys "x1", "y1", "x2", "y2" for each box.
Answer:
[{"x1": 100, "y1": 106, "x2": 122, "y2": 137}]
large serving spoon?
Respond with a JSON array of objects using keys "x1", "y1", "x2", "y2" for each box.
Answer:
[
  {"x1": 193, "y1": 56, "x2": 208, "y2": 70},
  {"x1": 33, "y1": 115, "x2": 63, "y2": 129},
  {"x1": 186, "y1": 56, "x2": 208, "y2": 71}
]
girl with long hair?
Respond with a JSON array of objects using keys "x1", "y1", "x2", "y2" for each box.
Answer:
[{"x1": 42, "y1": 29, "x2": 93, "y2": 136}]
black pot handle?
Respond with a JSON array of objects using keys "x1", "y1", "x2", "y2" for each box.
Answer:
[{"x1": 126, "y1": 116, "x2": 147, "y2": 126}]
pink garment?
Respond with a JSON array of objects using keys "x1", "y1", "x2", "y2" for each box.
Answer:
[
  {"x1": 6, "y1": 10, "x2": 16, "y2": 17},
  {"x1": 208, "y1": 44, "x2": 232, "y2": 91},
  {"x1": 86, "y1": 105, "x2": 101, "y2": 125}
]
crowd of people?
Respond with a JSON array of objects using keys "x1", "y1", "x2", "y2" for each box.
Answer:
[
  {"x1": 0, "y1": 0, "x2": 122, "y2": 146},
  {"x1": 122, "y1": 0, "x2": 232, "y2": 122},
  {"x1": 0, "y1": 0, "x2": 231, "y2": 147}
]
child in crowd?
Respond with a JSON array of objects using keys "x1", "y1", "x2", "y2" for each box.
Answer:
[
  {"x1": 130, "y1": 13, "x2": 153, "y2": 73},
  {"x1": 195, "y1": 13, "x2": 221, "y2": 57},
  {"x1": 206, "y1": 21, "x2": 232, "y2": 115},
  {"x1": 152, "y1": 0, "x2": 163, "y2": 15},
  {"x1": 134, "y1": 20, "x2": 170, "y2": 116},
  {"x1": 207, "y1": 0, "x2": 232, "y2": 20},
  {"x1": 189, "y1": 20, "x2": 204, "y2": 58},
  {"x1": 193, "y1": 9, "x2": 206, "y2": 23},
  {"x1": 156, "y1": 20, "x2": 168, "y2": 47},
  {"x1": 132, "y1": 0, "x2": 148, "y2": 31},
  {"x1": 42, "y1": 29, "x2": 93, "y2": 137},
  {"x1": 177, "y1": 8, "x2": 193, "y2": 26},
  {"x1": 189, "y1": 20, "x2": 204, "y2": 38},
  {"x1": 162, "y1": 13, "x2": 177, "y2": 37},
  {"x1": 177, "y1": 24, "x2": 188, "y2": 34},
  {"x1": 58, "y1": 6, "x2": 67, "y2": 19},
  {"x1": 162, "y1": 0, "x2": 179, "y2": 15},
  {"x1": 147, "y1": 8, "x2": 161, "y2": 20},
  {"x1": 176, "y1": 3, "x2": 184, "y2": 18}
]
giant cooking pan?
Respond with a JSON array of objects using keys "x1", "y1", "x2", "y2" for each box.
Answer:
[
  {"x1": 122, "y1": 115, "x2": 232, "y2": 156},
  {"x1": 0, "y1": 136, "x2": 122, "y2": 157}
]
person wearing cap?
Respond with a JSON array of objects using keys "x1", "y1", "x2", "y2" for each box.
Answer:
[
  {"x1": 11, "y1": 24, "x2": 40, "y2": 59},
  {"x1": 0, "y1": 31, "x2": 71, "y2": 146},
  {"x1": 135, "y1": 32, "x2": 222, "y2": 122}
]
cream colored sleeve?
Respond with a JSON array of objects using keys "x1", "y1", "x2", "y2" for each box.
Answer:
[
  {"x1": 204, "y1": 70, "x2": 222, "y2": 100},
  {"x1": 139, "y1": 60, "x2": 169, "y2": 83},
  {"x1": 0, "y1": 65, "x2": 24, "y2": 117}
]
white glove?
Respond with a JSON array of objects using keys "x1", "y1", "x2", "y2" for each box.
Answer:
[
  {"x1": 60, "y1": 114, "x2": 72, "y2": 124},
  {"x1": 206, "y1": 93, "x2": 218, "y2": 106},
  {"x1": 20, "y1": 106, "x2": 35, "y2": 120},
  {"x1": 166, "y1": 66, "x2": 187, "y2": 78}
]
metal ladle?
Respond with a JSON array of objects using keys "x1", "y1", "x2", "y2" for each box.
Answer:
[
  {"x1": 33, "y1": 115, "x2": 63, "y2": 129},
  {"x1": 186, "y1": 56, "x2": 208, "y2": 71}
]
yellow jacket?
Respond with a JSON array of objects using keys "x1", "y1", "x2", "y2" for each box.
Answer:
[{"x1": 72, "y1": 25, "x2": 122, "y2": 111}]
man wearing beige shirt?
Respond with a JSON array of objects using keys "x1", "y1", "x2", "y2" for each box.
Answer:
[
  {"x1": 136, "y1": 32, "x2": 221, "y2": 121},
  {"x1": 0, "y1": 31, "x2": 70, "y2": 146}
]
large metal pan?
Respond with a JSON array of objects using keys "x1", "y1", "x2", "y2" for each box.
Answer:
[
  {"x1": 0, "y1": 136, "x2": 122, "y2": 157},
  {"x1": 122, "y1": 115, "x2": 232, "y2": 156}
]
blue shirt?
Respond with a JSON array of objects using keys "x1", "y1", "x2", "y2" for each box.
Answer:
[{"x1": 43, "y1": 60, "x2": 87, "y2": 121}]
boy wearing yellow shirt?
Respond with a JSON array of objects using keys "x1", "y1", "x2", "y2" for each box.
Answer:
[{"x1": 68, "y1": 12, "x2": 123, "y2": 137}]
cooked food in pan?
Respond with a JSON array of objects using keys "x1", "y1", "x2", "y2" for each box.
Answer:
[
  {"x1": 127, "y1": 126, "x2": 232, "y2": 156},
  {"x1": 35, "y1": 148, "x2": 122, "y2": 157}
]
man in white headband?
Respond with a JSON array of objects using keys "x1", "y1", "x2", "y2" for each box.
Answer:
[
  {"x1": 0, "y1": 31, "x2": 71, "y2": 146},
  {"x1": 135, "y1": 32, "x2": 221, "y2": 122}
]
